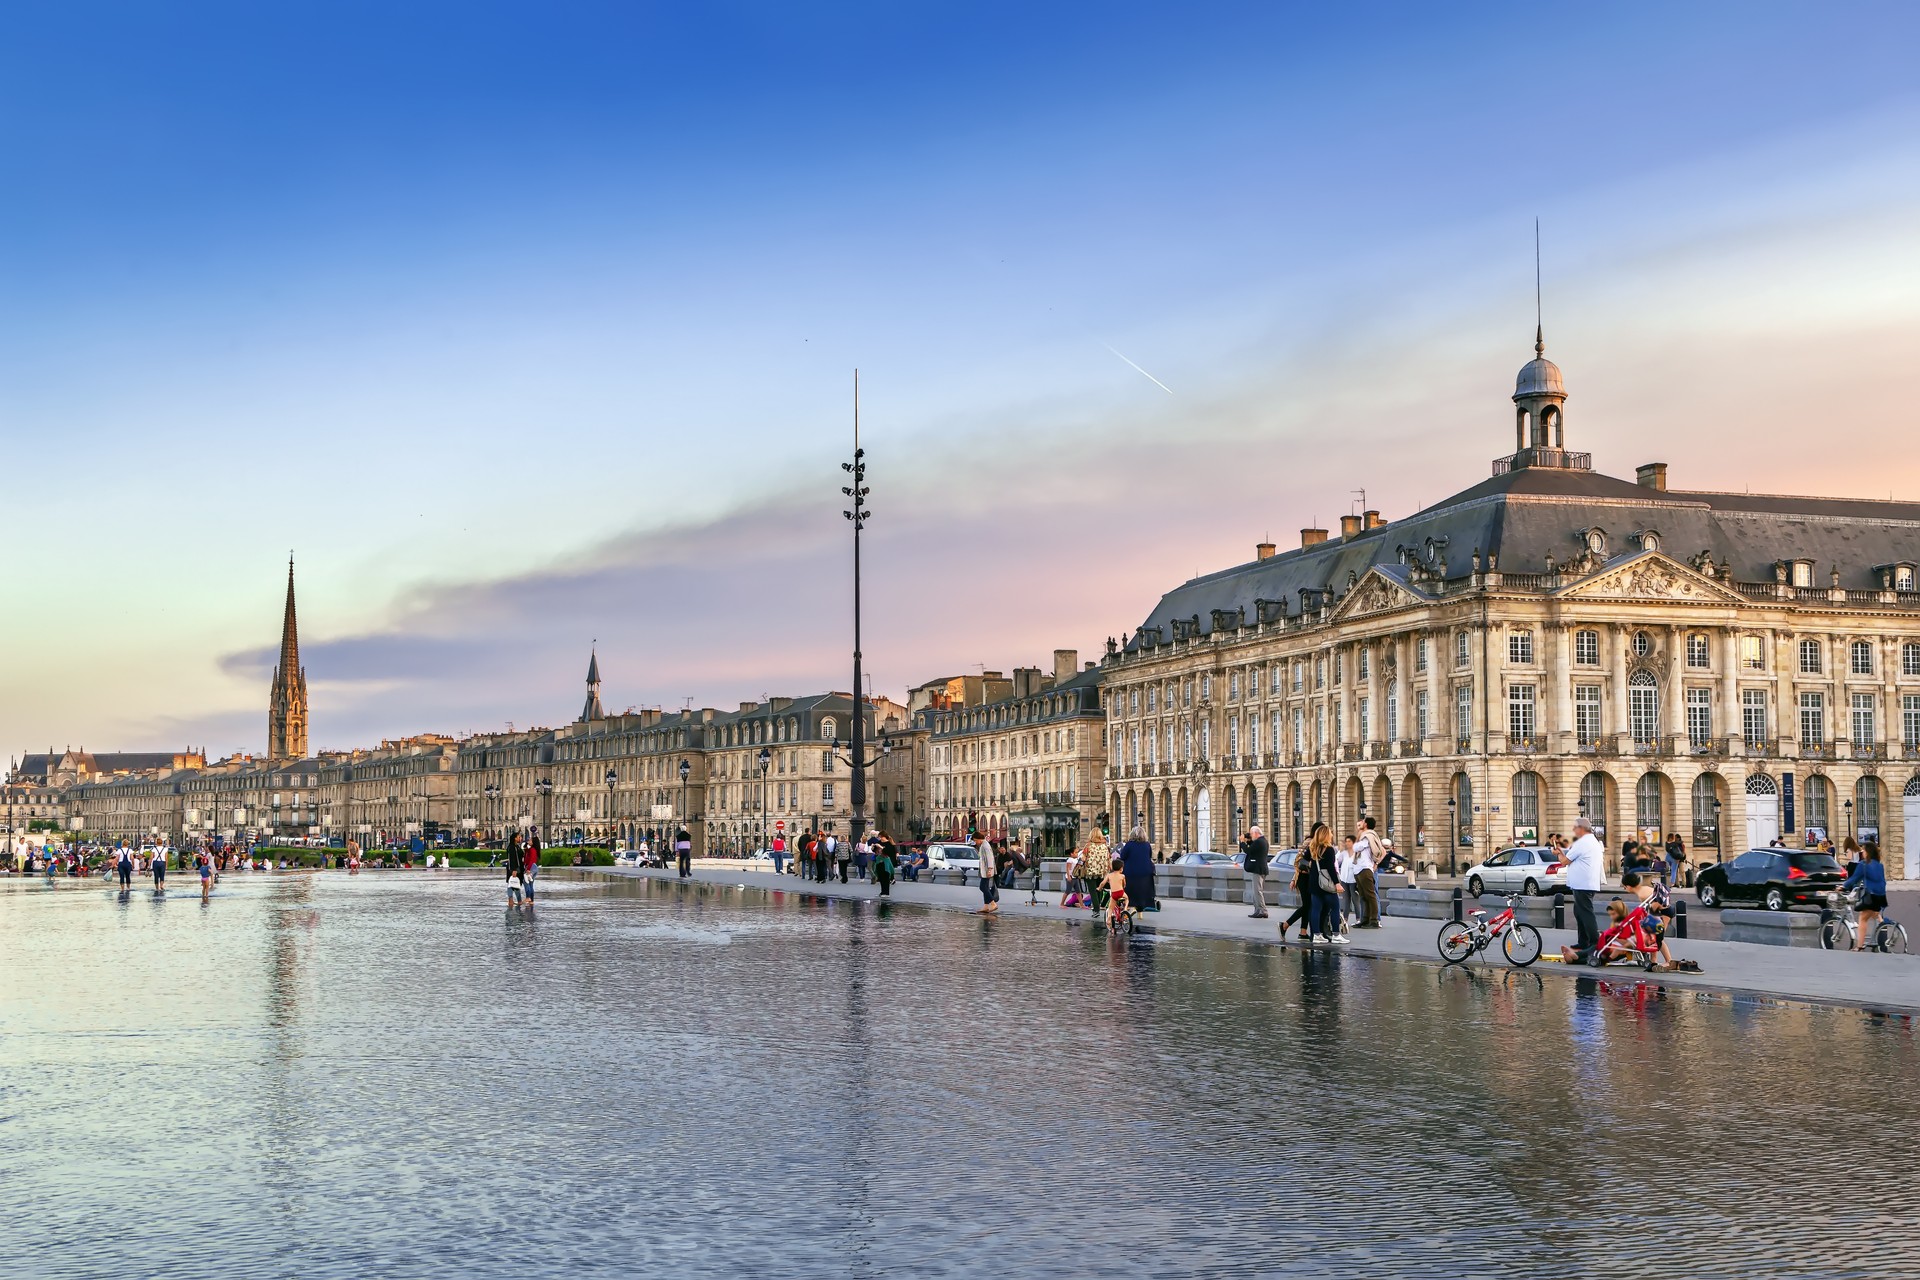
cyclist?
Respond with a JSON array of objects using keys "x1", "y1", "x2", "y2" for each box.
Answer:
[{"x1": 1840, "y1": 843, "x2": 1888, "y2": 951}]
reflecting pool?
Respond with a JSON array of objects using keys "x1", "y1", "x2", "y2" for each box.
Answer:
[{"x1": 3, "y1": 872, "x2": 1917, "y2": 1278}]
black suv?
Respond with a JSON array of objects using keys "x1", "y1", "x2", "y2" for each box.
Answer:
[{"x1": 1694, "y1": 848, "x2": 1845, "y2": 911}]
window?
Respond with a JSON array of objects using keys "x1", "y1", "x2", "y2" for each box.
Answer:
[
  {"x1": 1456, "y1": 683, "x2": 1473, "y2": 742},
  {"x1": 1415, "y1": 636, "x2": 1428, "y2": 672},
  {"x1": 1129, "y1": 689, "x2": 1139, "y2": 715},
  {"x1": 1293, "y1": 661, "x2": 1304, "y2": 693},
  {"x1": 822, "y1": 782, "x2": 835, "y2": 808},
  {"x1": 1271, "y1": 666, "x2": 1283, "y2": 696},
  {"x1": 1357, "y1": 697, "x2": 1370, "y2": 743},
  {"x1": 1799, "y1": 691, "x2": 1825, "y2": 746},
  {"x1": 1805, "y1": 775, "x2": 1829, "y2": 831},
  {"x1": 1692, "y1": 775, "x2": 1721, "y2": 846},
  {"x1": 1357, "y1": 649, "x2": 1370, "y2": 681},
  {"x1": 1905, "y1": 696, "x2": 1920, "y2": 750},
  {"x1": 820, "y1": 717, "x2": 836, "y2": 741},
  {"x1": 1229, "y1": 672, "x2": 1239, "y2": 701},
  {"x1": 1512, "y1": 772, "x2": 1540, "y2": 829},
  {"x1": 1899, "y1": 566, "x2": 1916, "y2": 592},
  {"x1": 1146, "y1": 686, "x2": 1156, "y2": 713},
  {"x1": 1635, "y1": 774, "x2": 1664, "y2": 834},
  {"x1": 1201, "y1": 674, "x2": 1212, "y2": 701},
  {"x1": 1315, "y1": 706, "x2": 1326, "y2": 750},
  {"x1": 823, "y1": 751, "x2": 835, "y2": 773},
  {"x1": 1575, "y1": 685, "x2": 1602, "y2": 745},
  {"x1": 1508, "y1": 685, "x2": 1536, "y2": 740},
  {"x1": 1628, "y1": 671, "x2": 1659, "y2": 744},
  {"x1": 1314, "y1": 658, "x2": 1325, "y2": 690},
  {"x1": 1454, "y1": 773, "x2": 1473, "y2": 844},
  {"x1": 1456, "y1": 631, "x2": 1470, "y2": 667},
  {"x1": 1632, "y1": 631, "x2": 1653, "y2": 657},
  {"x1": 1332, "y1": 654, "x2": 1342, "y2": 686},
  {"x1": 1686, "y1": 635, "x2": 1710, "y2": 668},
  {"x1": 1799, "y1": 639, "x2": 1823, "y2": 674},
  {"x1": 1292, "y1": 708, "x2": 1304, "y2": 755},
  {"x1": 1851, "y1": 640, "x2": 1874, "y2": 676},
  {"x1": 1415, "y1": 689, "x2": 1429, "y2": 740},
  {"x1": 1857, "y1": 777, "x2": 1882, "y2": 837},
  {"x1": 1792, "y1": 561, "x2": 1814, "y2": 588},
  {"x1": 1183, "y1": 681, "x2": 1193, "y2": 708},
  {"x1": 1742, "y1": 690, "x2": 1768, "y2": 745},
  {"x1": 1580, "y1": 773, "x2": 1609, "y2": 834},
  {"x1": 1851, "y1": 693, "x2": 1876, "y2": 747},
  {"x1": 1228, "y1": 718, "x2": 1239, "y2": 756},
  {"x1": 1574, "y1": 630, "x2": 1599, "y2": 666},
  {"x1": 1904, "y1": 643, "x2": 1920, "y2": 677},
  {"x1": 1686, "y1": 687, "x2": 1712, "y2": 743},
  {"x1": 1249, "y1": 716, "x2": 1261, "y2": 758},
  {"x1": 1509, "y1": 630, "x2": 1534, "y2": 664},
  {"x1": 1333, "y1": 703, "x2": 1343, "y2": 744},
  {"x1": 1386, "y1": 689, "x2": 1399, "y2": 741}
]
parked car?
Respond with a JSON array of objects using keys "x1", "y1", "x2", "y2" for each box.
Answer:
[
  {"x1": 1172, "y1": 852, "x2": 1234, "y2": 867},
  {"x1": 924, "y1": 842, "x2": 981, "y2": 874},
  {"x1": 1462, "y1": 846, "x2": 1568, "y2": 897},
  {"x1": 1694, "y1": 848, "x2": 1845, "y2": 911},
  {"x1": 1230, "y1": 847, "x2": 1300, "y2": 876}
]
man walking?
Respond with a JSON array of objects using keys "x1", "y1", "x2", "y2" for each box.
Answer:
[
  {"x1": 975, "y1": 835, "x2": 999, "y2": 913},
  {"x1": 1239, "y1": 825, "x2": 1271, "y2": 918},
  {"x1": 674, "y1": 826, "x2": 693, "y2": 878},
  {"x1": 1352, "y1": 818, "x2": 1382, "y2": 928},
  {"x1": 1566, "y1": 814, "x2": 1605, "y2": 958}
]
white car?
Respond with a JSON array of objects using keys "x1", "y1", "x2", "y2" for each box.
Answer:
[
  {"x1": 1463, "y1": 846, "x2": 1568, "y2": 898},
  {"x1": 924, "y1": 842, "x2": 982, "y2": 874}
]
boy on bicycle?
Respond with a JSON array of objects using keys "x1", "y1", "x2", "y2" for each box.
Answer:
[{"x1": 1100, "y1": 862, "x2": 1131, "y2": 928}]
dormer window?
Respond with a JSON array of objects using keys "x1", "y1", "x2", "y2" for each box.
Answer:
[
  {"x1": 1899, "y1": 566, "x2": 1917, "y2": 593},
  {"x1": 1582, "y1": 528, "x2": 1607, "y2": 557},
  {"x1": 1791, "y1": 561, "x2": 1814, "y2": 588},
  {"x1": 1637, "y1": 529, "x2": 1660, "y2": 553}
]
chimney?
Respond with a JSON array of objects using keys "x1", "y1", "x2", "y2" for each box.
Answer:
[
  {"x1": 1339, "y1": 514, "x2": 1363, "y2": 540},
  {"x1": 1364, "y1": 510, "x2": 1386, "y2": 530},
  {"x1": 1636, "y1": 462, "x2": 1668, "y2": 491},
  {"x1": 1255, "y1": 540, "x2": 1276, "y2": 560},
  {"x1": 1053, "y1": 649, "x2": 1078, "y2": 684}
]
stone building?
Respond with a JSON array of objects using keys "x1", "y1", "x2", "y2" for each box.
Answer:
[
  {"x1": 1103, "y1": 332, "x2": 1920, "y2": 878},
  {"x1": 925, "y1": 649, "x2": 1106, "y2": 853}
]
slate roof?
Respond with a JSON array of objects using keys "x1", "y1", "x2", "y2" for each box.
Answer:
[{"x1": 1127, "y1": 463, "x2": 1920, "y2": 648}]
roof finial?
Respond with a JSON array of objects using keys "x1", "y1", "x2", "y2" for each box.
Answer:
[{"x1": 1534, "y1": 216, "x2": 1544, "y2": 358}]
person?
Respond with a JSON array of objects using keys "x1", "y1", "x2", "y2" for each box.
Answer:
[
  {"x1": 1061, "y1": 843, "x2": 1088, "y2": 908},
  {"x1": 771, "y1": 834, "x2": 786, "y2": 875},
  {"x1": 525, "y1": 830, "x2": 544, "y2": 898},
  {"x1": 1279, "y1": 837, "x2": 1321, "y2": 943},
  {"x1": 197, "y1": 850, "x2": 214, "y2": 902},
  {"x1": 150, "y1": 846, "x2": 166, "y2": 892},
  {"x1": 1117, "y1": 826, "x2": 1158, "y2": 913},
  {"x1": 506, "y1": 838, "x2": 526, "y2": 905},
  {"x1": 1664, "y1": 833, "x2": 1685, "y2": 885},
  {"x1": 1565, "y1": 815, "x2": 1606, "y2": 959},
  {"x1": 115, "y1": 844, "x2": 134, "y2": 890},
  {"x1": 872, "y1": 838, "x2": 895, "y2": 898},
  {"x1": 674, "y1": 826, "x2": 692, "y2": 878},
  {"x1": 1563, "y1": 899, "x2": 1636, "y2": 965},
  {"x1": 1336, "y1": 836, "x2": 1359, "y2": 928},
  {"x1": 1239, "y1": 825, "x2": 1271, "y2": 919},
  {"x1": 1842, "y1": 843, "x2": 1889, "y2": 951},
  {"x1": 1100, "y1": 859, "x2": 1131, "y2": 928},
  {"x1": 1352, "y1": 819, "x2": 1382, "y2": 928},
  {"x1": 853, "y1": 837, "x2": 870, "y2": 883},
  {"x1": 1312, "y1": 824, "x2": 1346, "y2": 943},
  {"x1": 1624, "y1": 870, "x2": 1676, "y2": 969},
  {"x1": 976, "y1": 835, "x2": 999, "y2": 913}
]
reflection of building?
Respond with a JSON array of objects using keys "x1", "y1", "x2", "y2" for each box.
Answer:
[
  {"x1": 1104, "y1": 330, "x2": 1920, "y2": 877},
  {"x1": 924, "y1": 650, "x2": 1105, "y2": 853}
]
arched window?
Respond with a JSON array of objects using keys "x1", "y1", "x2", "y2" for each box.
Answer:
[
  {"x1": 1691, "y1": 774, "x2": 1722, "y2": 847},
  {"x1": 1746, "y1": 773, "x2": 1777, "y2": 796},
  {"x1": 1634, "y1": 773, "x2": 1665, "y2": 836},
  {"x1": 1511, "y1": 771, "x2": 1540, "y2": 833},
  {"x1": 820, "y1": 717, "x2": 836, "y2": 742},
  {"x1": 1628, "y1": 671, "x2": 1659, "y2": 744},
  {"x1": 1806, "y1": 774, "x2": 1830, "y2": 834},
  {"x1": 1580, "y1": 772, "x2": 1610, "y2": 838},
  {"x1": 1542, "y1": 404, "x2": 1561, "y2": 447},
  {"x1": 1855, "y1": 776, "x2": 1882, "y2": 840}
]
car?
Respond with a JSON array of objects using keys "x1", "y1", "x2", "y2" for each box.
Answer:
[
  {"x1": 1462, "y1": 846, "x2": 1568, "y2": 897},
  {"x1": 1172, "y1": 852, "x2": 1234, "y2": 867},
  {"x1": 1230, "y1": 847, "x2": 1301, "y2": 876},
  {"x1": 1694, "y1": 848, "x2": 1845, "y2": 911},
  {"x1": 924, "y1": 842, "x2": 981, "y2": 874}
]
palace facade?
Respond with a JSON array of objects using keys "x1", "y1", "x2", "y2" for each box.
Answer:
[{"x1": 1102, "y1": 333, "x2": 1920, "y2": 878}]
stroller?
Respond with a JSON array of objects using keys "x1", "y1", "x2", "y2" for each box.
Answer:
[{"x1": 1586, "y1": 900, "x2": 1660, "y2": 970}]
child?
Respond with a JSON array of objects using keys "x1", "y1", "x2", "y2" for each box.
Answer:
[
  {"x1": 1622, "y1": 871, "x2": 1675, "y2": 969},
  {"x1": 1101, "y1": 862, "x2": 1131, "y2": 928}
]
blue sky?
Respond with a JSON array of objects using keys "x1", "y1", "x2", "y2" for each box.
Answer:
[{"x1": 4, "y1": 2, "x2": 1919, "y2": 758}]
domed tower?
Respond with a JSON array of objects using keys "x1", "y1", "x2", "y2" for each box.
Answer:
[{"x1": 1499, "y1": 325, "x2": 1585, "y2": 473}]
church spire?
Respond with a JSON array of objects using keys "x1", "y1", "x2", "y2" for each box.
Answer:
[
  {"x1": 268, "y1": 555, "x2": 310, "y2": 759},
  {"x1": 580, "y1": 645, "x2": 607, "y2": 722}
]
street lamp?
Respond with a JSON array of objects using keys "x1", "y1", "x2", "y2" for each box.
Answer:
[
  {"x1": 1844, "y1": 797, "x2": 1854, "y2": 839},
  {"x1": 840, "y1": 370, "x2": 879, "y2": 855},
  {"x1": 1446, "y1": 796, "x2": 1458, "y2": 878},
  {"x1": 535, "y1": 777, "x2": 552, "y2": 843},
  {"x1": 605, "y1": 767, "x2": 618, "y2": 846},
  {"x1": 677, "y1": 758, "x2": 691, "y2": 848},
  {"x1": 483, "y1": 783, "x2": 501, "y2": 844},
  {"x1": 758, "y1": 746, "x2": 771, "y2": 858}
]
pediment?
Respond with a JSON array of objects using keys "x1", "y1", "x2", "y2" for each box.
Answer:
[
  {"x1": 1327, "y1": 568, "x2": 1428, "y2": 622},
  {"x1": 1553, "y1": 550, "x2": 1747, "y2": 605}
]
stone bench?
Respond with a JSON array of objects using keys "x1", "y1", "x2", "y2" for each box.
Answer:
[
  {"x1": 1383, "y1": 888, "x2": 1460, "y2": 920},
  {"x1": 1720, "y1": 908, "x2": 1824, "y2": 947}
]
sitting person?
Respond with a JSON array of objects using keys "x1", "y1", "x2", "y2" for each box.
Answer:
[
  {"x1": 1561, "y1": 899, "x2": 1635, "y2": 965},
  {"x1": 1622, "y1": 871, "x2": 1675, "y2": 969}
]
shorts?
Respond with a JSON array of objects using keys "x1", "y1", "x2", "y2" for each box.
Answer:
[{"x1": 1861, "y1": 893, "x2": 1889, "y2": 912}]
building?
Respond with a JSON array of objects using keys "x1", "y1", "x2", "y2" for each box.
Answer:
[
  {"x1": 268, "y1": 558, "x2": 310, "y2": 760},
  {"x1": 925, "y1": 649, "x2": 1106, "y2": 853},
  {"x1": 1103, "y1": 329, "x2": 1920, "y2": 879}
]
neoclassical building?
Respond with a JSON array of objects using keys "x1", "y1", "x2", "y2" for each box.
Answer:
[{"x1": 1103, "y1": 332, "x2": 1920, "y2": 878}]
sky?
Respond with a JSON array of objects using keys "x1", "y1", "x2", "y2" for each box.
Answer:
[{"x1": 4, "y1": 1, "x2": 1920, "y2": 760}]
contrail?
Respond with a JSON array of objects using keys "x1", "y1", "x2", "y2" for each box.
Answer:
[{"x1": 1103, "y1": 343, "x2": 1173, "y2": 394}]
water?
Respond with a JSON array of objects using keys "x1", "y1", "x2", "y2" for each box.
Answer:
[{"x1": 4, "y1": 871, "x2": 1918, "y2": 1279}]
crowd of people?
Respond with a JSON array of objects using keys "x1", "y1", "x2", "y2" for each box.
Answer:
[{"x1": 768, "y1": 829, "x2": 906, "y2": 897}]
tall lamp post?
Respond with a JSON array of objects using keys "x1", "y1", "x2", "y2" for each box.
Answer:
[
  {"x1": 534, "y1": 777, "x2": 552, "y2": 842},
  {"x1": 758, "y1": 747, "x2": 771, "y2": 857},
  {"x1": 840, "y1": 370, "x2": 877, "y2": 854},
  {"x1": 832, "y1": 733, "x2": 893, "y2": 844},
  {"x1": 1844, "y1": 797, "x2": 1853, "y2": 841},
  {"x1": 483, "y1": 783, "x2": 501, "y2": 844},
  {"x1": 1447, "y1": 796, "x2": 1458, "y2": 878},
  {"x1": 678, "y1": 759, "x2": 691, "y2": 850},
  {"x1": 605, "y1": 767, "x2": 618, "y2": 847}
]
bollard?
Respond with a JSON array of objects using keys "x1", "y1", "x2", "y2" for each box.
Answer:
[
  {"x1": 1451, "y1": 886, "x2": 1464, "y2": 923},
  {"x1": 1674, "y1": 898, "x2": 1688, "y2": 940},
  {"x1": 1553, "y1": 891, "x2": 1565, "y2": 931}
]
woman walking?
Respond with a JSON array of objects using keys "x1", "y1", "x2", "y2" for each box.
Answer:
[
  {"x1": 872, "y1": 834, "x2": 896, "y2": 898},
  {"x1": 1313, "y1": 824, "x2": 1346, "y2": 943},
  {"x1": 1117, "y1": 826, "x2": 1157, "y2": 914}
]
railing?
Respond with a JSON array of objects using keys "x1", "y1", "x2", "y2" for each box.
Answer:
[
  {"x1": 1800, "y1": 742, "x2": 1836, "y2": 761},
  {"x1": 1397, "y1": 739, "x2": 1423, "y2": 758},
  {"x1": 1455, "y1": 736, "x2": 1472, "y2": 755},
  {"x1": 1693, "y1": 737, "x2": 1731, "y2": 757},
  {"x1": 1510, "y1": 734, "x2": 1544, "y2": 753},
  {"x1": 1366, "y1": 741, "x2": 1390, "y2": 760},
  {"x1": 1744, "y1": 738, "x2": 1778, "y2": 757},
  {"x1": 1494, "y1": 573, "x2": 1553, "y2": 592},
  {"x1": 1340, "y1": 744, "x2": 1363, "y2": 762},
  {"x1": 1632, "y1": 736, "x2": 1675, "y2": 757},
  {"x1": 1854, "y1": 742, "x2": 1889, "y2": 761}
]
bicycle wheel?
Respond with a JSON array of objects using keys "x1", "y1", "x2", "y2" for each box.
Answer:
[
  {"x1": 1875, "y1": 922, "x2": 1908, "y2": 954},
  {"x1": 1819, "y1": 918, "x2": 1850, "y2": 951},
  {"x1": 1437, "y1": 921, "x2": 1475, "y2": 964},
  {"x1": 1502, "y1": 923, "x2": 1544, "y2": 968}
]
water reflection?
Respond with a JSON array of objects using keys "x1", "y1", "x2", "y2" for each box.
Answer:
[{"x1": 2, "y1": 872, "x2": 1918, "y2": 1279}]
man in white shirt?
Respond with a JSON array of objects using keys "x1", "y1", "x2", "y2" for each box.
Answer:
[
  {"x1": 1351, "y1": 818, "x2": 1382, "y2": 928},
  {"x1": 1336, "y1": 837, "x2": 1359, "y2": 927},
  {"x1": 1565, "y1": 815, "x2": 1607, "y2": 956}
]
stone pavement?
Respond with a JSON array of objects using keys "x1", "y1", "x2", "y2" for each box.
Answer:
[{"x1": 607, "y1": 863, "x2": 1920, "y2": 1015}]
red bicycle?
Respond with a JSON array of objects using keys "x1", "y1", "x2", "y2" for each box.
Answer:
[{"x1": 1437, "y1": 894, "x2": 1543, "y2": 967}]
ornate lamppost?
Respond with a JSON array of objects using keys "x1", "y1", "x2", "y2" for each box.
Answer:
[
  {"x1": 678, "y1": 759, "x2": 691, "y2": 850},
  {"x1": 1447, "y1": 796, "x2": 1458, "y2": 878},
  {"x1": 840, "y1": 370, "x2": 878, "y2": 854},
  {"x1": 535, "y1": 777, "x2": 552, "y2": 842},
  {"x1": 605, "y1": 767, "x2": 618, "y2": 847},
  {"x1": 483, "y1": 782, "x2": 501, "y2": 844},
  {"x1": 758, "y1": 746, "x2": 771, "y2": 857}
]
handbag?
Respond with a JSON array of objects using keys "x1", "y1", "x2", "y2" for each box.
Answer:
[{"x1": 1315, "y1": 862, "x2": 1338, "y2": 894}]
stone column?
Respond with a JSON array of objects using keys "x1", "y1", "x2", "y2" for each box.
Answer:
[
  {"x1": 1425, "y1": 628, "x2": 1445, "y2": 752},
  {"x1": 1612, "y1": 623, "x2": 1631, "y2": 749},
  {"x1": 1721, "y1": 630, "x2": 1740, "y2": 749},
  {"x1": 1552, "y1": 623, "x2": 1573, "y2": 748},
  {"x1": 1667, "y1": 625, "x2": 1688, "y2": 744}
]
